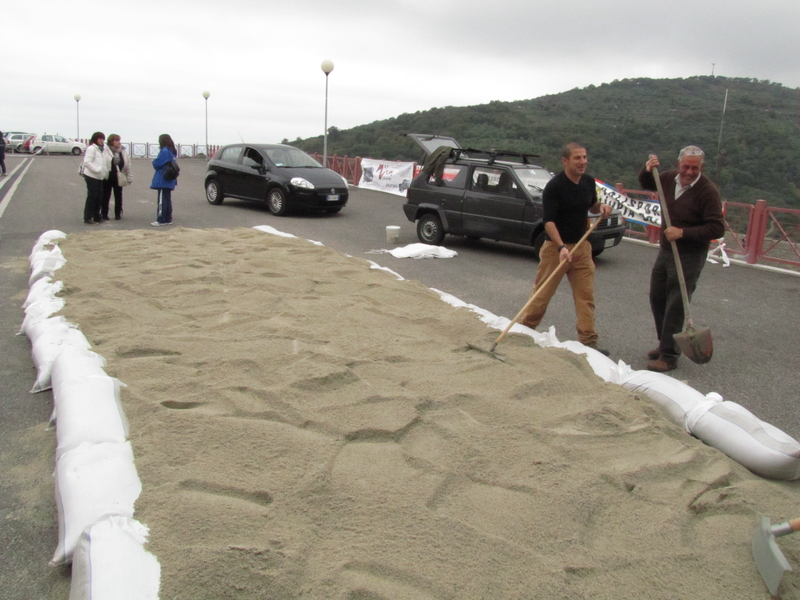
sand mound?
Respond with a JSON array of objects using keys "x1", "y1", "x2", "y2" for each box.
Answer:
[{"x1": 54, "y1": 227, "x2": 799, "y2": 599}]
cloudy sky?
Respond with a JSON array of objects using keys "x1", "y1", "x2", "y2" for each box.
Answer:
[{"x1": 5, "y1": 0, "x2": 799, "y2": 148}]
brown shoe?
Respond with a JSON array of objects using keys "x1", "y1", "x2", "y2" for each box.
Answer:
[
  {"x1": 647, "y1": 348, "x2": 661, "y2": 360},
  {"x1": 647, "y1": 358, "x2": 677, "y2": 373}
]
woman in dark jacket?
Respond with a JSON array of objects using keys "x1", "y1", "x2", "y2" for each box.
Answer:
[{"x1": 150, "y1": 133, "x2": 178, "y2": 226}]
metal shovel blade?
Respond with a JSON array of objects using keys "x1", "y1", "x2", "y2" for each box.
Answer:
[
  {"x1": 753, "y1": 516, "x2": 793, "y2": 596},
  {"x1": 673, "y1": 324, "x2": 713, "y2": 364}
]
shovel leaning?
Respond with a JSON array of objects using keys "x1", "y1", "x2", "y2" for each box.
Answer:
[
  {"x1": 752, "y1": 516, "x2": 800, "y2": 595},
  {"x1": 652, "y1": 167, "x2": 714, "y2": 364}
]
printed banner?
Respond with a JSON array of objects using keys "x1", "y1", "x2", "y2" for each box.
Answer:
[
  {"x1": 595, "y1": 180, "x2": 661, "y2": 227},
  {"x1": 358, "y1": 159, "x2": 415, "y2": 197}
]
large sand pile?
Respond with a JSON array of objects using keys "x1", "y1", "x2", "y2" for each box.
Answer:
[{"x1": 53, "y1": 227, "x2": 799, "y2": 599}]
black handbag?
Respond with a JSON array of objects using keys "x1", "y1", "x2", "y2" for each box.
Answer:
[{"x1": 162, "y1": 159, "x2": 180, "y2": 181}]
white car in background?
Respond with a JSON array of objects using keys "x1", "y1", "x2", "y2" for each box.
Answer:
[
  {"x1": 4, "y1": 132, "x2": 35, "y2": 153},
  {"x1": 30, "y1": 134, "x2": 86, "y2": 155}
]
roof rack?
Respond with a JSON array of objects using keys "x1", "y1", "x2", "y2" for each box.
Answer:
[{"x1": 459, "y1": 148, "x2": 541, "y2": 165}]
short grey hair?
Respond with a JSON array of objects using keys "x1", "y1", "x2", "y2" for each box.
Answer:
[{"x1": 678, "y1": 145, "x2": 705, "y2": 164}]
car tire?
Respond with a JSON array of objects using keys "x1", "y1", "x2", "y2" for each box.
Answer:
[
  {"x1": 267, "y1": 188, "x2": 290, "y2": 216},
  {"x1": 205, "y1": 179, "x2": 224, "y2": 205},
  {"x1": 417, "y1": 213, "x2": 445, "y2": 245},
  {"x1": 325, "y1": 207, "x2": 342, "y2": 214},
  {"x1": 71, "y1": 147, "x2": 82, "y2": 155},
  {"x1": 591, "y1": 248, "x2": 604, "y2": 258},
  {"x1": 32, "y1": 146, "x2": 42, "y2": 154}
]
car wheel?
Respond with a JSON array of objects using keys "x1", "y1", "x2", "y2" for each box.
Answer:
[
  {"x1": 205, "y1": 179, "x2": 224, "y2": 205},
  {"x1": 32, "y1": 146, "x2": 42, "y2": 154},
  {"x1": 71, "y1": 147, "x2": 82, "y2": 155},
  {"x1": 417, "y1": 213, "x2": 445, "y2": 245},
  {"x1": 592, "y1": 248, "x2": 604, "y2": 258},
  {"x1": 326, "y1": 207, "x2": 342, "y2": 214},
  {"x1": 533, "y1": 231, "x2": 547, "y2": 260},
  {"x1": 267, "y1": 188, "x2": 290, "y2": 216}
]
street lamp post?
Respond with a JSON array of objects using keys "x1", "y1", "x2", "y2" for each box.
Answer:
[
  {"x1": 74, "y1": 94, "x2": 81, "y2": 140},
  {"x1": 202, "y1": 91, "x2": 210, "y2": 155},
  {"x1": 320, "y1": 60, "x2": 334, "y2": 167}
]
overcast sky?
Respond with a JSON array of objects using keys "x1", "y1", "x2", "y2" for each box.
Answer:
[{"x1": 5, "y1": 0, "x2": 799, "y2": 149}]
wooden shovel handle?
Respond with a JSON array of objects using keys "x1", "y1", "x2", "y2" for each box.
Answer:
[
  {"x1": 652, "y1": 166, "x2": 695, "y2": 326},
  {"x1": 492, "y1": 216, "x2": 604, "y2": 348}
]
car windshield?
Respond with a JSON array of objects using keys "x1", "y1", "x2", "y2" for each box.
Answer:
[
  {"x1": 264, "y1": 147, "x2": 321, "y2": 168},
  {"x1": 514, "y1": 166, "x2": 552, "y2": 195}
]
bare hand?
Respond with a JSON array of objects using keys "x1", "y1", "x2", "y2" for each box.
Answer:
[
  {"x1": 560, "y1": 246, "x2": 572, "y2": 262},
  {"x1": 646, "y1": 154, "x2": 660, "y2": 172},
  {"x1": 664, "y1": 226, "x2": 683, "y2": 241},
  {"x1": 599, "y1": 203, "x2": 612, "y2": 219}
]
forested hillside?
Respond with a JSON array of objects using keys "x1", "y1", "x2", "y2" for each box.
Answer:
[{"x1": 289, "y1": 77, "x2": 800, "y2": 207}]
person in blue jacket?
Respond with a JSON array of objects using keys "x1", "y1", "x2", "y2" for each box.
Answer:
[{"x1": 150, "y1": 133, "x2": 178, "y2": 226}]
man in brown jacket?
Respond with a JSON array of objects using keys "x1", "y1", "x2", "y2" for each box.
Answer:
[{"x1": 638, "y1": 146, "x2": 725, "y2": 372}]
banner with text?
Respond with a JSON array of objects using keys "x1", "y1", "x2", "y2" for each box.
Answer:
[
  {"x1": 358, "y1": 159, "x2": 416, "y2": 197},
  {"x1": 595, "y1": 180, "x2": 661, "y2": 227}
]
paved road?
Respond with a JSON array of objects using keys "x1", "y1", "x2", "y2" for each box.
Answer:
[{"x1": 1, "y1": 154, "x2": 798, "y2": 598}]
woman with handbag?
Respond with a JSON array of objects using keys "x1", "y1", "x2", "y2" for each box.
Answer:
[
  {"x1": 102, "y1": 134, "x2": 133, "y2": 221},
  {"x1": 150, "y1": 133, "x2": 178, "y2": 227},
  {"x1": 81, "y1": 132, "x2": 112, "y2": 225}
]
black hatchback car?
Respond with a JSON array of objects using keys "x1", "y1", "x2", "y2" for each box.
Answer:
[
  {"x1": 402, "y1": 134, "x2": 625, "y2": 258},
  {"x1": 204, "y1": 144, "x2": 349, "y2": 215}
]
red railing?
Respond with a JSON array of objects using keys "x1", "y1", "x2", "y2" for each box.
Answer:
[
  {"x1": 312, "y1": 158, "x2": 800, "y2": 270},
  {"x1": 310, "y1": 153, "x2": 362, "y2": 185},
  {"x1": 615, "y1": 184, "x2": 800, "y2": 269}
]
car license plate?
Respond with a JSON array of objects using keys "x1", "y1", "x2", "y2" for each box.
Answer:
[
  {"x1": 326, "y1": 194, "x2": 339, "y2": 202},
  {"x1": 604, "y1": 237, "x2": 616, "y2": 248}
]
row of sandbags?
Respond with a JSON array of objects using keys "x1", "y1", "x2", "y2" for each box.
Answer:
[
  {"x1": 20, "y1": 230, "x2": 160, "y2": 600},
  {"x1": 433, "y1": 288, "x2": 800, "y2": 481}
]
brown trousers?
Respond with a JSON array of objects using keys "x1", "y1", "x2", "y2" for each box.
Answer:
[{"x1": 521, "y1": 239, "x2": 597, "y2": 345}]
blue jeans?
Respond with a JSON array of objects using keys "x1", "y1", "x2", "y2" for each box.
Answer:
[{"x1": 156, "y1": 188, "x2": 172, "y2": 224}]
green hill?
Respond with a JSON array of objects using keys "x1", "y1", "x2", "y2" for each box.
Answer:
[{"x1": 289, "y1": 77, "x2": 800, "y2": 208}]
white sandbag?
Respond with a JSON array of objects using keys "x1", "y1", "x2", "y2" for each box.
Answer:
[
  {"x1": 620, "y1": 369, "x2": 706, "y2": 431},
  {"x1": 19, "y1": 296, "x2": 66, "y2": 336},
  {"x1": 687, "y1": 400, "x2": 800, "y2": 480},
  {"x1": 51, "y1": 348, "x2": 108, "y2": 390},
  {"x1": 23, "y1": 277, "x2": 64, "y2": 309},
  {"x1": 385, "y1": 243, "x2": 458, "y2": 259},
  {"x1": 25, "y1": 315, "x2": 75, "y2": 345},
  {"x1": 49, "y1": 349, "x2": 109, "y2": 436},
  {"x1": 29, "y1": 247, "x2": 67, "y2": 286},
  {"x1": 50, "y1": 441, "x2": 142, "y2": 566},
  {"x1": 31, "y1": 327, "x2": 91, "y2": 393},
  {"x1": 30, "y1": 230, "x2": 67, "y2": 259},
  {"x1": 54, "y1": 376, "x2": 129, "y2": 456},
  {"x1": 69, "y1": 516, "x2": 160, "y2": 600}
]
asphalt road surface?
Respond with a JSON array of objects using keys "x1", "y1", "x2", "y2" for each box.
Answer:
[{"x1": 1, "y1": 154, "x2": 798, "y2": 599}]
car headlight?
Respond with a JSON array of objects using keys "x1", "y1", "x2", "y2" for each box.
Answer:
[{"x1": 290, "y1": 177, "x2": 315, "y2": 189}]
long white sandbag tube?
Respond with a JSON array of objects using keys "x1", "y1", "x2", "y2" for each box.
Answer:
[{"x1": 22, "y1": 232, "x2": 160, "y2": 597}]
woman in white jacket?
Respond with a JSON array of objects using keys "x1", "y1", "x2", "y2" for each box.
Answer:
[
  {"x1": 102, "y1": 133, "x2": 133, "y2": 220},
  {"x1": 81, "y1": 131, "x2": 112, "y2": 225}
]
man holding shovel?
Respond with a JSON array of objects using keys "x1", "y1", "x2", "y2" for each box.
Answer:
[
  {"x1": 520, "y1": 143, "x2": 612, "y2": 354},
  {"x1": 639, "y1": 146, "x2": 724, "y2": 372}
]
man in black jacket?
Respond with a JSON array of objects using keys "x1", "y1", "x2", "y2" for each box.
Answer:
[
  {"x1": 639, "y1": 146, "x2": 725, "y2": 372},
  {"x1": 521, "y1": 143, "x2": 611, "y2": 353}
]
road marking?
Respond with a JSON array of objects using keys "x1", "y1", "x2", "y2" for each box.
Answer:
[{"x1": 0, "y1": 158, "x2": 35, "y2": 220}]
